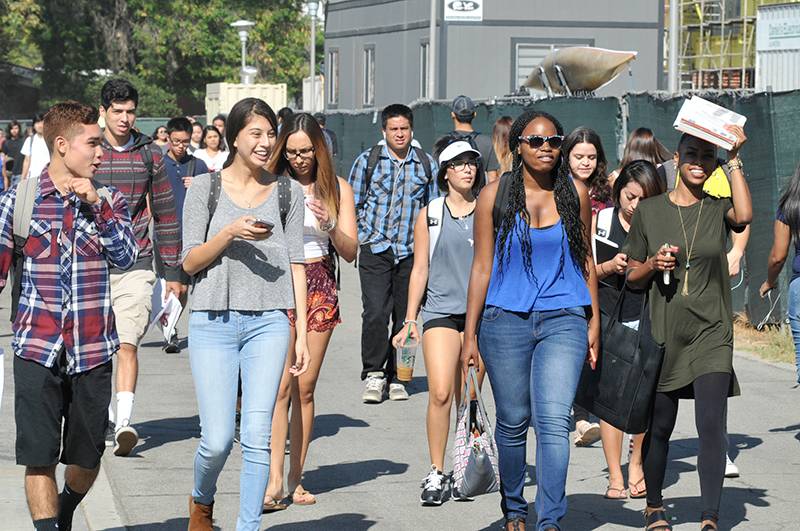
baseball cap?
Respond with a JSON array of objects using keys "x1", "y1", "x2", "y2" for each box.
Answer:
[
  {"x1": 451, "y1": 95, "x2": 476, "y2": 120},
  {"x1": 438, "y1": 140, "x2": 481, "y2": 165}
]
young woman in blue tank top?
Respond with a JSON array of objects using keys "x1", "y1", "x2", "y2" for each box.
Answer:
[
  {"x1": 461, "y1": 111, "x2": 600, "y2": 531},
  {"x1": 391, "y1": 139, "x2": 486, "y2": 506}
]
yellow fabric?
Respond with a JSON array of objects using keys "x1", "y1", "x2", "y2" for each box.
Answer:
[{"x1": 677, "y1": 165, "x2": 732, "y2": 198}]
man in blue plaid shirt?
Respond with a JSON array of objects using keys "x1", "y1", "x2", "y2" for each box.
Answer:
[{"x1": 348, "y1": 104, "x2": 439, "y2": 403}]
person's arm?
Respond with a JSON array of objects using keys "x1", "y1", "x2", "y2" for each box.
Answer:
[
  {"x1": 0, "y1": 188, "x2": 17, "y2": 291},
  {"x1": 461, "y1": 180, "x2": 499, "y2": 372},
  {"x1": 347, "y1": 152, "x2": 369, "y2": 213},
  {"x1": 88, "y1": 186, "x2": 139, "y2": 270},
  {"x1": 148, "y1": 152, "x2": 188, "y2": 299},
  {"x1": 20, "y1": 155, "x2": 30, "y2": 180},
  {"x1": 574, "y1": 179, "x2": 601, "y2": 369},
  {"x1": 723, "y1": 126, "x2": 752, "y2": 229},
  {"x1": 624, "y1": 206, "x2": 678, "y2": 289},
  {"x1": 761, "y1": 220, "x2": 791, "y2": 297},
  {"x1": 727, "y1": 226, "x2": 750, "y2": 277},
  {"x1": 286, "y1": 182, "x2": 310, "y2": 376},
  {"x1": 327, "y1": 177, "x2": 359, "y2": 262},
  {"x1": 393, "y1": 207, "x2": 429, "y2": 347},
  {"x1": 425, "y1": 157, "x2": 441, "y2": 201},
  {"x1": 20, "y1": 137, "x2": 31, "y2": 179}
]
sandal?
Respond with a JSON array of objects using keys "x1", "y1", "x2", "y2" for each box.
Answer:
[
  {"x1": 505, "y1": 517, "x2": 525, "y2": 531},
  {"x1": 644, "y1": 507, "x2": 672, "y2": 531},
  {"x1": 604, "y1": 485, "x2": 628, "y2": 499},
  {"x1": 291, "y1": 485, "x2": 317, "y2": 506},
  {"x1": 262, "y1": 495, "x2": 288, "y2": 513},
  {"x1": 629, "y1": 477, "x2": 647, "y2": 499}
]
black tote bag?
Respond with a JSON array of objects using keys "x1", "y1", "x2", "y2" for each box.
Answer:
[{"x1": 574, "y1": 285, "x2": 665, "y2": 434}]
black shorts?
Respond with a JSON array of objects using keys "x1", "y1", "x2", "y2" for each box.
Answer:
[
  {"x1": 423, "y1": 313, "x2": 467, "y2": 333},
  {"x1": 14, "y1": 352, "x2": 111, "y2": 469}
]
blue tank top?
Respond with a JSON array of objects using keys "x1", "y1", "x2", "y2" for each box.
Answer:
[{"x1": 485, "y1": 218, "x2": 591, "y2": 312}]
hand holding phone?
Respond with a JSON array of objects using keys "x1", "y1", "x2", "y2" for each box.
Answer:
[{"x1": 250, "y1": 218, "x2": 274, "y2": 231}]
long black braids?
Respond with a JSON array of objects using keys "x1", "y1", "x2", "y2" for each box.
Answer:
[{"x1": 495, "y1": 110, "x2": 589, "y2": 278}]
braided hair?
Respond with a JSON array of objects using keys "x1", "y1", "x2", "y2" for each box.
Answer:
[{"x1": 495, "y1": 110, "x2": 589, "y2": 278}]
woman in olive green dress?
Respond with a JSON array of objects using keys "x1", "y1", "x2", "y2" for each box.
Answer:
[{"x1": 623, "y1": 126, "x2": 751, "y2": 531}]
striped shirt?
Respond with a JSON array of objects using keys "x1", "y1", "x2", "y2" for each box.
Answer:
[
  {"x1": 0, "y1": 171, "x2": 138, "y2": 374},
  {"x1": 95, "y1": 133, "x2": 183, "y2": 281},
  {"x1": 348, "y1": 145, "x2": 439, "y2": 261}
]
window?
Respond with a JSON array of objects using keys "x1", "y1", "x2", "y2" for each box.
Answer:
[
  {"x1": 420, "y1": 42, "x2": 430, "y2": 99},
  {"x1": 327, "y1": 49, "x2": 339, "y2": 105},
  {"x1": 363, "y1": 45, "x2": 375, "y2": 107}
]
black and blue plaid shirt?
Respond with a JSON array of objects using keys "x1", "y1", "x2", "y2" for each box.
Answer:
[{"x1": 348, "y1": 145, "x2": 439, "y2": 262}]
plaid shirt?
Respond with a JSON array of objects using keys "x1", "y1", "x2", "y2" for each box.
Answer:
[
  {"x1": 348, "y1": 145, "x2": 439, "y2": 262},
  {"x1": 0, "y1": 171, "x2": 138, "y2": 374}
]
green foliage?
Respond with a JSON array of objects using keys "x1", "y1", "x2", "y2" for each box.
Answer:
[{"x1": 1, "y1": 0, "x2": 322, "y2": 114}]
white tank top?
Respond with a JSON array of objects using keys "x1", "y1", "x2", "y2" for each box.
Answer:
[{"x1": 303, "y1": 195, "x2": 330, "y2": 259}]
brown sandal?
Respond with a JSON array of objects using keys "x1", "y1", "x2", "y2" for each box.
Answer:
[
  {"x1": 644, "y1": 507, "x2": 672, "y2": 531},
  {"x1": 604, "y1": 485, "x2": 628, "y2": 499},
  {"x1": 629, "y1": 477, "x2": 647, "y2": 499},
  {"x1": 291, "y1": 486, "x2": 317, "y2": 506},
  {"x1": 262, "y1": 495, "x2": 288, "y2": 513}
]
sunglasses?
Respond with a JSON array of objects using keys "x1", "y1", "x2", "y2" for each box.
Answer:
[{"x1": 517, "y1": 135, "x2": 564, "y2": 149}]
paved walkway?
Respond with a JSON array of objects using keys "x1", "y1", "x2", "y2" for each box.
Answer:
[{"x1": 1, "y1": 265, "x2": 798, "y2": 529}]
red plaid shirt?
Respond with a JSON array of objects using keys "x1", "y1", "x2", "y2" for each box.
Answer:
[{"x1": 0, "y1": 171, "x2": 138, "y2": 374}]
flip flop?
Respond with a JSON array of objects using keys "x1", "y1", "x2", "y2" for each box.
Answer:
[
  {"x1": 262, "y1": 495, "x2": 288, "y2": 513},
  {"x1": 604, "y1": 485, "x2": 628, "y2": 499},
  {"x1": 291, "y1": 486, "x2": 317, "y2": 506},
  {"x1": 628, "y1": 477, "x2": 647, "y2": 499}
]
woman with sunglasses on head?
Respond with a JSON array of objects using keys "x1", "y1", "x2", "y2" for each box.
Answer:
[
  {"x1": 182, "y1": 98, "x2": 311, "y2": 531},
  {"x1": 152, "y1": 125, "x2": 169, "y2": 154},
  {"x1": 594, "y1": 161, "x2": 664, "y2": 501},
  {"x1": 624, "y1": 127, "x2": 750, "y2": 531},
  {"x1": 462, "y1": 111, "x2": 600, "y2": 531},
  {"x1": 391, "y1": 138, "x2": 486, "y2": 506},
  {"x1": 262, "y1": 112, "x2": 358, "y2": 510}
]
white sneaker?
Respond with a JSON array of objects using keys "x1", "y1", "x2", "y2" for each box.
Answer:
[
  {"x1": 388, "y1": 382, "x2": 409, "y2": 401},
  {"x1": 574, "y1": 420, "x2": 601, "y2": 447},
  {"x1": 725, "y1": 454, "x2": 740, "y2": 478},
  {"x1": 114, "y1": 422, "x2": 139, "y2": 457},
  {"x1": 362, "y1": 372, "x2": 387, "y2": 403}
]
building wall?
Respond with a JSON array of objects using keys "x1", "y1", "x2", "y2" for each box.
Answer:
[{"x1": 325, "y1": 0, "x2": 664, "y2": 109}]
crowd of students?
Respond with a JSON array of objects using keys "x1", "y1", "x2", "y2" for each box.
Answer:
[{"x1": 3, "y1": 79, "x2": 797, "y2": 531}]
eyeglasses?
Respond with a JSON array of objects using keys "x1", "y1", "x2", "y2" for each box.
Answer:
[
  {"x1": 170, "y1": 138, "x2": 191, "y2": 146},
  {"x1": 447, "y1": 160, "x2": 479, "y2": 172},
  {"x1": 517, "y1": 135, "x2": 564, "y2": 149},
  {"x1": 284, "y1": 147, "x2": 315, "y2": 160}
]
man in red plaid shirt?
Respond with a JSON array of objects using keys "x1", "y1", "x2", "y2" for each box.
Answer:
[{"x1": 0, "y1": 102, "x2": 137, "y2": 531}]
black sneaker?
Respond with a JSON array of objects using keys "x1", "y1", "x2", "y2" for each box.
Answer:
[
  {"x1": 105, "y1": 420, "x2": 116, "y2": 447},
  {"x1": 420, "y1": 465, "x2": 445, "y2": 506},
  {"x1": 163, "y1": 331, "x2": 180, "y2": 353}
]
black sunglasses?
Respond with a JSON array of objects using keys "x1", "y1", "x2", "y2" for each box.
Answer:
[{"x1": 517, "y1": 134, "x2": 564, "y2": 149}]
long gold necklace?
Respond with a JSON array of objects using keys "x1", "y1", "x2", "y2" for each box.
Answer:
[{"x1": 675, "y1": 195, "x2": 704, "y2": 296}]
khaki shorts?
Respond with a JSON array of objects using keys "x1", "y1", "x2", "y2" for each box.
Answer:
[{"x1": 110, "y1": 269, "x2": 157, "y2": 347}]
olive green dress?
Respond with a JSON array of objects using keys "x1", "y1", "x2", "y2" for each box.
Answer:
[{"x1": 623, "y1": 193, "x2": 740, "y2": 398}]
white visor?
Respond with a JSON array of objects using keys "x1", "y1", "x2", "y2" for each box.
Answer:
[{"x1": 438, "y1": 140, "x2": 481, "y2": 165}]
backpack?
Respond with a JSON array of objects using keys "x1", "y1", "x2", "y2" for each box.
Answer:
[
  {"x1": 10, "y1": 177, "x2": 113, "y2": 321},
  {"x1": 426, "y1": 196, "x2": 446, "y2": 262},
  {"x1": 363, "y1": 145, "x2": 434, "y2": 195},
  {"x1": 203, "y1": 171, "x2": 291, "y2": 241}
]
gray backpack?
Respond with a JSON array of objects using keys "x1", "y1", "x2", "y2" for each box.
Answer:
[{"x1": 10, "y1": 177, "x2": 112, "y2": 321}]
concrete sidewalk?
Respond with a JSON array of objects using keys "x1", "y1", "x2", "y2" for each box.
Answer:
[{"x1": 2, "y1": 264, "x2": 799, "y2": 529}]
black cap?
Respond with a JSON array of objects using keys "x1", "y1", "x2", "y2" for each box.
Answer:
[{"x1": 451, "y1": 95, "x2": 476, "y2": 120}]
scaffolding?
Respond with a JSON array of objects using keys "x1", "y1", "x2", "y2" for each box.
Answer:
[{"x1": 668, "y1": 0, "x2": 799, "y2": 90}]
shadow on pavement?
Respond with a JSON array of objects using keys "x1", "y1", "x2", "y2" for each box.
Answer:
[
  {"x1": 659, "y1": 434, "x2": 763, "y2": 489},
  {"x1": 477, "y1": 486, "x2": 769, "y2": 530},
  {"x1": 128, "y1": 517, "x2": 219, "y2": 530},
  {"x1": 769, "y1": 422, "x2": 800, "y2": 443},
  {"x1": 264, "y1": 513, "x2": 376, "y2": 530},
  {"x1": 312, "y1": 413, "x2": 369, "y2": 441},
  {"x1": 132, "y1": 415, "x2": 200, "y2": 455},
  {"x1": 302, "y1": 458, "x2": 408, "y2": 495}
]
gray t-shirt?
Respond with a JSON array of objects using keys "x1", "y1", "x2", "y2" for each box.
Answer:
[
  {"x1": 421, "y1": 200, "x2": 475, "y2": 323},
  {"x1": 182, "y1": 172, "x2": 304, "y2": 312}
]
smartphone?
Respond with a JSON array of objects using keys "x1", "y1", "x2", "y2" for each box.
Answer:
[{"x1": 251, "y1": 219, "x2": 274, "y2": 231}]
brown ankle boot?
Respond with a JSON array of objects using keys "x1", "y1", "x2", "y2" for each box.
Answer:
[{"x1": 188, "y1": 495, "x2": 213, "y2": 531}]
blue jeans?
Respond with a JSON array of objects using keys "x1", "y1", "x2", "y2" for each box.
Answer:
[
  {"x1": 190, "y1": 310, "x2": 290, "y2": 531},
  {"x1": 788, "y1": 277, "x2": 800, "y2": 383},
  {"x1": 478, "y1": 306, "x2": 589, "y2": 530}
]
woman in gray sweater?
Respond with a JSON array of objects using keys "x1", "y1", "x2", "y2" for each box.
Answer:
[{"x1": 182, "y1": 98, "x2": 310, "y2": 531}]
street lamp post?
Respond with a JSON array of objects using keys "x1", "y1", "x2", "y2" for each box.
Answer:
[
  {"x1": 230, "y1": 19, "x2": 256, "y2": 84},
  {"x1": 308, "y1": 2, "x2": 319, "y2": 112}
]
